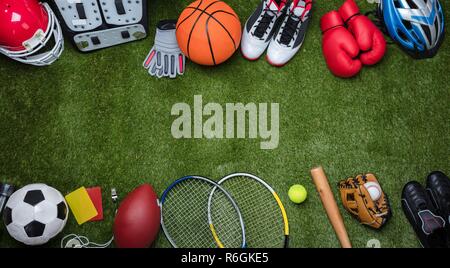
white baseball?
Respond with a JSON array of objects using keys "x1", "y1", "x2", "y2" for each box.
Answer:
[{"x1": 365, "y1": 182, "x2": 382, "y2": 201}]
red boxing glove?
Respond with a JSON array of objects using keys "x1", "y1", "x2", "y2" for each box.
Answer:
[
  {"x1": 321, "y1": 11, "x2": 362, "y2": 78},
  {"x1": 339, "y1": 0, "x2": 386, "y2": 65}
]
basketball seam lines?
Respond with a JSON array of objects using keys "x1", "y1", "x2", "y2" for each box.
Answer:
[
  {"x1": 186, "y1": 8, "x2": 240, "y2": 49},
  {"x1": 188, "y1": 7, "x2": 240, "y2": 48},
  {"x1": 186, "y1": 7, "x2": 240, "y2": 65},
  {"x1": 205, "y1": 19, "x2": 217, "y2": 65},
  {"x1": 176, "y1": 0, "x2": 205, "y2": 31},
  {"x1": 204, "y1": 10, "x2": 240, "y2": 65},
  {"x1": 186, "y1": 7, "x2": 240, "y2": 26},
  {"x1": 205, "y1": 10, "x2": 239, "y2": 52},
  {"x1": 186, "y1": 1, "x2": 222, "y2": 62}
]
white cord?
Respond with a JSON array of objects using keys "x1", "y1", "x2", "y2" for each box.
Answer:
[
  {"x1": 62, "y1": 188, "x2": 118, "y2": 248},
  {"x1": 61, "y1": 234, "x2": 114, "y2": 248}
]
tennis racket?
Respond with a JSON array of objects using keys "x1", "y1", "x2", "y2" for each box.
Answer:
[
  {"x1": 208, "y1": 173, "x2": 289, "y2": 248},
  {"x1": 160, "y1": 175, "x2": 246, "y2": 248}
]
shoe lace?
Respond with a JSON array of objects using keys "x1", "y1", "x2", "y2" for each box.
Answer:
[
  {"x1": 279, "y1": 9, "x2": 303, "y2": 46},
  {"x1": 254, "y1": 8, "x2": 277, "y2": 39}
]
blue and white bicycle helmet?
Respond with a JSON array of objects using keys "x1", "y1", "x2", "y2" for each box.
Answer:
[{"x1": 378, "y1": 0, "x2": 445, "y2": 58}]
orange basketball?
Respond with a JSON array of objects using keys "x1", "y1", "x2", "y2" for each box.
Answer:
[{"x1": 176, "y1": 0, "x2": 242, "y2": 66}]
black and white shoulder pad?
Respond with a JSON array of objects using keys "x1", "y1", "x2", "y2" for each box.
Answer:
[{"x1": 51, "y1": 0, "x2": 148, "y2": 52}]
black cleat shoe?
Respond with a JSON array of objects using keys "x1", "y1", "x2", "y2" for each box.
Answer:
[
  {"x1": 426, "y1": 171, "x2": 450, "y2": 247},
  {"x1": 401, "y1": 181, "x2": 447, "y2": 248}
]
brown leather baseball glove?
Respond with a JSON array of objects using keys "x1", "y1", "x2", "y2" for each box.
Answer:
[{"x1": 338, "y1": 174, "x2": 392, "y2": 229}]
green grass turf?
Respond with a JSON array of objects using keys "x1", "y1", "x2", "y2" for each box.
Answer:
[{"x1": 0, "y1": 0, "x2": 449, "y2": 248}]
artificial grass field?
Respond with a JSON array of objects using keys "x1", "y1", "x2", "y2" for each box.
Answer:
[{"x1": 0, "y1": 0, "x2": 449, "y2": 248}]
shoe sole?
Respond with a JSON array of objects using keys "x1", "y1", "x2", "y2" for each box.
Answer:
[
  {"x1": 266, "y1": 55, "x2": 287, "y2": 67},
  {"x1": 241, "y1": 53, "x2": 260, "y2": 61}
]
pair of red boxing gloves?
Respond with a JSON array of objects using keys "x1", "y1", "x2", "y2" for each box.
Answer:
[{"x1": 321, "y1": 0, "x2": 386, "y2": 78}]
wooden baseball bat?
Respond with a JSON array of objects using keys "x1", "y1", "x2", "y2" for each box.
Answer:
[{"x1": 311, "y1": 166, "x2": 352, "y2": 248}]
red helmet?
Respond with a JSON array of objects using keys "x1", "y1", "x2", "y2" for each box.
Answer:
[{"x1": 0, "y1": 0, "x2": 64, "y2": 66}]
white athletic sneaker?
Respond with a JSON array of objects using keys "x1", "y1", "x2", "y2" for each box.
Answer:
[
  {"x1": 241, "y1": 0, "x2": 288, "y2": 61},
  {"x1": 266, "y1": 0, "x2": 312, "y2": 66}
]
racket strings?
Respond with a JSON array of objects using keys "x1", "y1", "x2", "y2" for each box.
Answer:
[
  {"x1": 210, "y1": 196, "x2": 244, "y2": 247},
  {"x1": 163, "y1": 180, "x2": 214, "y2": 247},
  {"x1": 162, "y1": 178, "x2": 244, "y2": 248},
  {"x1": 221, "y1": 176, "x2": 285, "y2": 248}
]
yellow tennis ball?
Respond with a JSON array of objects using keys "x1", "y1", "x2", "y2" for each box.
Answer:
[{"x1": 289, "y1": 185, "x2": 307, "y2": 204}]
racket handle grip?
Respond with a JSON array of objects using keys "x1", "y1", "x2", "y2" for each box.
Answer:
[
  {"x1": 0, "y1": 184, "x2": 14, "y2": 215},
  {"x1": 284, "y1": 235, "x2": 289, "y2": 248}
]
